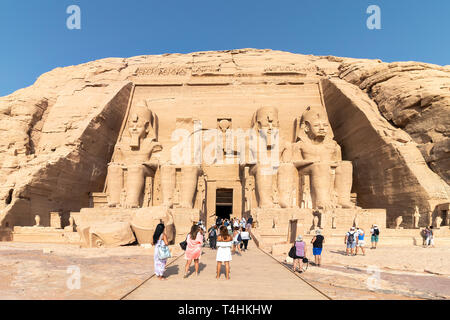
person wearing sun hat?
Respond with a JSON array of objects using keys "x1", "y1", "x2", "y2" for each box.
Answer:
[
  {"x1": 311, "y1": 229, "x2": 325, "y2": 266},
  {"x1": 292, "y1": 235, "x2": 307, "y2": 273},
  {"x1": 345, "y1": 226, "x2": 357, "y2": 256}
]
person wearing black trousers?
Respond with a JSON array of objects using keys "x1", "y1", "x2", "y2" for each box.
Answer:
[{"x1": 208, "y1": 225, "x2": 218, "y2": 249}]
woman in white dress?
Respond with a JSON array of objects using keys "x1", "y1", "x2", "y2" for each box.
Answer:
[{"x1": 216, "y1": 226, "x2": 233, "y2": 280}]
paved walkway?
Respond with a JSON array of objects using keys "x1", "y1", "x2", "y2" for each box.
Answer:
[{"x1": 123, "y1": 242, "x2": 328, "y2": 300}]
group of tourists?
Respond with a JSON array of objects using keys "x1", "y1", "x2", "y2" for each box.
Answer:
[
  {"x1": 153, "y1": 217, "x2": 386, "y2": 279},
  {"x1": 151, "y1": 215, "x2": 254, "y2": 280},
  {"x1": 289, "y1": 224, "x2": 382, "y2": 273},
  {"x1": 422, "y1": 226, "x2": 435, "y2": 248},
  {"x1": 344, "y1": 224, "x2": 380, "y2": 255},
  {"x1": 290, "y1": 229, "x2": 325, "y2": 273}
]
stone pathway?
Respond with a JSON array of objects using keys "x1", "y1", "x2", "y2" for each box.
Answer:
[{"x1": 123, "y1": 242, "x2": 329, "y2": 300}]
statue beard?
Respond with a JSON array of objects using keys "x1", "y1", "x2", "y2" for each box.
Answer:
[{"x1": 130, "y1": 132, "x2": 143, "y2": 148}]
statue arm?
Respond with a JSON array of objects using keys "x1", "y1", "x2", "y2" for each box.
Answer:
[
  {"x1": 334, "y1": 142, "x2": 342, "y2": 161},
  {"x1": 292, "y1": 142, "x2": 314, "y2": 168}
]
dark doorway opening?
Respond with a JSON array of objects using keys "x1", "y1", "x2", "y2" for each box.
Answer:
[
  {"x1": 442, "y1": 210, "x2": 448, "y2": 226},
  {"x1": 216, "y1": 189, "x2": 233, "y2": 221}
]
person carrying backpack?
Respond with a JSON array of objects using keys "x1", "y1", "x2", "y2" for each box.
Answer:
[
  {"x1": 345, "y1": 227, "x2": 357, "y2": 256},
  {"x1": 370, "y1": 224, "x2": 380, "y2": 249},
  {"x1": 208, "y1": 225, "x2": 218, "y2": 249}
]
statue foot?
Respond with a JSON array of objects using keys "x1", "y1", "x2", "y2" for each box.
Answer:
[
  {"x1": 108, "y1": 203, "x2": 118, "y2": 208},
  {"x1": 338, "y1": 202, "x2": 355, "y2": 209},
  {"x1": 316, "y1": 201, "x2": 335, "y2": 211}
]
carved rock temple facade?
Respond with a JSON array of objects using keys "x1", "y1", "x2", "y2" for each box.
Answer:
[{"x1": 0, "y1": 49, "x2": 448, "y2": 248}]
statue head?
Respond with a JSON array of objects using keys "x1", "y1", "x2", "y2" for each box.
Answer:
[
  {"x1": 298, "y1": 106, "x2": 330, "y2": 142},
  {"x1": 128, "y1": 101, "x2": 157, "y2": 148},
  {"x1": 252, "y1": 106, "x2": 279, "y2": 134}
]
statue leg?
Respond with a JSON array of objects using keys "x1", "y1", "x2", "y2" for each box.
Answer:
[
  {"x1": 160, "y1": 165, "x2": 175, "y2": 208},
  {"x1": 125, "y1": 164, "x2": 146, "y2": 208},
  {"x1": 277, "y1": 163, "x2": 296, "y2": 208},
  {"x1": 335, "y1": 161, "x2": 354, "y2": 208},
  {"x1": 180, "y1": 166, "x2": 201, "y2": 208},
  {"x1": 309, "y1": 163, "x2": 333, "y2": 210},
  {"x1": 107, "y1": 163, "x2": 123, "y2": 207},
  {"x1": 251, "y1": 164, "x2": 274, "y2": 208}
]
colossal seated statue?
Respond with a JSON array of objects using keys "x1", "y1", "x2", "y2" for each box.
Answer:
[
  {"x1": 248, "y1": 106, "x2": 294, "y2": 209},
  {"x1": 106, "y1": 101, "x2": 162, "y2": 208},
  {"x1": 292, "y1": 106, "x2": 354, "y2": 210}
]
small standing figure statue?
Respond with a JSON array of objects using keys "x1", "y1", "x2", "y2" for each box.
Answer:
[
  {"x1": 434, "y1": 215, "x2": 443, "y2": 229},
  {"x1": 413, "y1": 206, "x2": 421, "y2": 229},
  {"x1": 34, "y1": 215, "x2": 40, "y2": 227},
  {"x1": 395, "y1": 215, "x2": 403, "y2": 229}
]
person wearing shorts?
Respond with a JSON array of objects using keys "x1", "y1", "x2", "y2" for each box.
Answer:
[
  {"x1": 370, "y1": 224, "x2": 380, "y2": 249},
  {"x1": 311, "y1": 229, "x2": 324, "y2": 267},
  {"x1": 345, "y1": 227, "x2": 357, "y2": 256},
  {"x1": 356, "y1": 227, "x2": 366, "y2": 256}
]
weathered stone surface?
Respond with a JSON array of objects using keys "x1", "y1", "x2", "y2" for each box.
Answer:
[
  {"x1": 0, "y1": 49, "x2": 448, "y2": 235},
  {"x1": 338, "y1": 60, "x2": 450, "y2": 185},
  {"x1": 321, "y1": 78, "x2": 449, "y2": 226}
]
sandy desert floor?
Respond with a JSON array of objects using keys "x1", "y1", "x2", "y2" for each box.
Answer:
[
  {"x1": 274, "y1": 244, "x2": 450, "y2": 300},
  {"x1": 0, "y1": 242, "x2": 448, "y2": 300}
]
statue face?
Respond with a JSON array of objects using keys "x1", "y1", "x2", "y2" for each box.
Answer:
[
  {"x1": 128, "y1": 113, "x2": 148, "y2": 147},
  {"x1": 306, "y1": 118, "x2": 329, "y2": 139},
  {"x1": 256, "y1": 107, "x2": 279, "y2": 134}
]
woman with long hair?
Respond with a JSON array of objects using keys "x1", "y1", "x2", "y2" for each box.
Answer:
[
  {"x1": 152, "y1": 223, "x2": 169, "y2": 280},
  {"x1": 184, "y1": 224, "x2": 204, "y2": 278},
  {"x1": 216, "y1": 225, "x2": 233, "y2": 280}
]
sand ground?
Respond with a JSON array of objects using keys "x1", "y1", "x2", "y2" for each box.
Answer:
[{"x1": 0, "y1": 241, "x2": 448, "y2": 300}]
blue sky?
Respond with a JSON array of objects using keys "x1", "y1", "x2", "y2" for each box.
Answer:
[{"x1": 0, "y1": 0, "x2": 449, "y2": 97}]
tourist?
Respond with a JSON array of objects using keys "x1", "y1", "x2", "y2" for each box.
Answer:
[
  {"x1": 246, "y1": 215, "x2": 253, "y2": 233},
  {"x1": 152, "y1": 223, "x2": 169, "y2": 281},
  {"x1": 184, "y1": 224, "x2": 204, "y2": 278},
  {"x1": 421, "y1": 227, "x2": 429, "y2": 247},
  {"x1": 239, "y1": 227, "x2": 251, "y2": 251},
  {"x1": 356, "y1": 227, "x2": 366, "y2": 256},
  {"x1": 216, "y1": 215, "x2": 222, "y2": 227},
  {"x1": 240, "y1": 217, "x2": 246, "y2": 229},
  {"x1": 208, "y1": 224, "x2": 218, "y2": 249},
  {"x1": 292, "y1": 235, "x2": 307, "y2": 273},
  {"x1": 232, "y1": 227, "x2": 242, "y2": 254},
  {"x1": 345, "y1": 227, "x2": 357, "y2": 256},
  {"x1": 226, "y1": 221, "x2": 232, "y2": 235},
  {"x1": 428, "y1": 226, "x2": 435, "y2": 248},
  {"x1": 370, "y1": 224, "x2": 380, "y2": 249},
  {"x1": 216, "y1": 226, "x2": 233, "y2": 280},
  {"x1": 311, "y1": 229, "x2": 324, "y2": 266}
]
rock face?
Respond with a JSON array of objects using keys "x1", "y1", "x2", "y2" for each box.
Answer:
[
  {"x1": 0, "y1": 49, "x2": 448, "y2": 231},
  {"x1": 338, "y1": 60, "x2": 450, "y2": 185}
]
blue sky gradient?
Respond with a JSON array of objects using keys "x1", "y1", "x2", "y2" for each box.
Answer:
[{"x1": 0, "y1": 0, "x2": 449, "y2": 96}]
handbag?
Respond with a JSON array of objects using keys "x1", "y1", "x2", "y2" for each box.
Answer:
[
  {"x1": 302, "y1": 257, "x2": 309, "y2": 263},
  {"x1": 288, "y1": 246, "x2": 296, "y2": 259},
  {"x1": 179, "y1": 240, "x2": 187, "y2": 251},
  {"x1": 158, "y1": 244, "x2": 172, "y2": 260}
]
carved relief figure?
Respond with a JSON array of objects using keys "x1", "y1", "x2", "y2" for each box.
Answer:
[
  {"x1": 292, "y1": 106, "x2": 353, "y2": 210},
  {"x1": 106, "y1": 101, "x2": 162, "y2": 208}
]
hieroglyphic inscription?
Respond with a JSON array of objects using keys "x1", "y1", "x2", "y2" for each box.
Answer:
[{"x1": 136, "y1": 66, "x2": 187, "y2": 76}]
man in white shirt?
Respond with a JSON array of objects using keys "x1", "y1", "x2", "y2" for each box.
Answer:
[{"x1": 239, "y1": 228, "x2": 251, "y2": 251}]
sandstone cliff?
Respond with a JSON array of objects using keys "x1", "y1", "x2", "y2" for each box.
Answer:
[{"x1": 0, "y1": 49, "x2": 448, "y2": 229}]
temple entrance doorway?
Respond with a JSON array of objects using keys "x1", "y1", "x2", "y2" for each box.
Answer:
[{"x1": 216, "y1": 189, "x2": 233, "y2": 220}]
